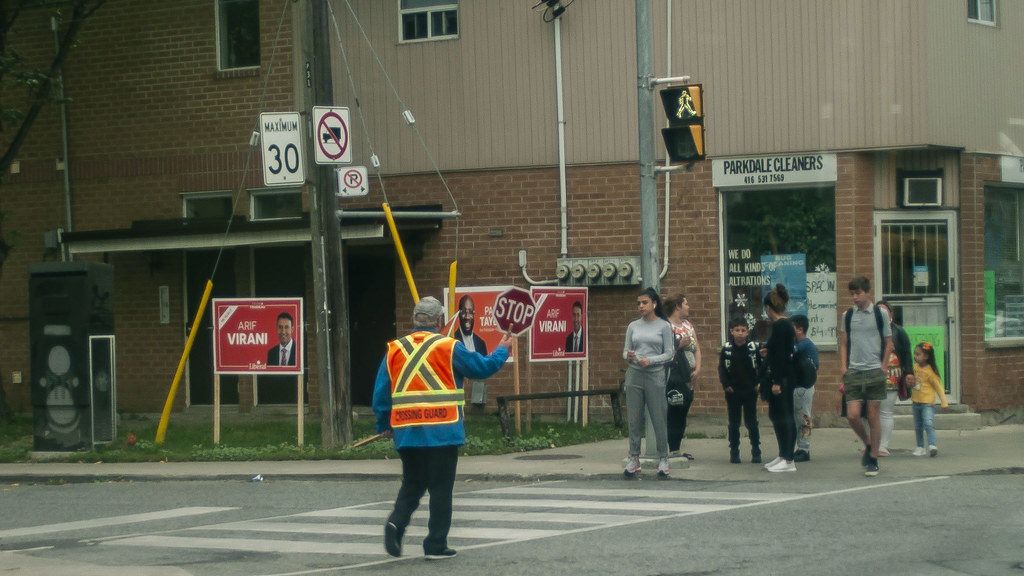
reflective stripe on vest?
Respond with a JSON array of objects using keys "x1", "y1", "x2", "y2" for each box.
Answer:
[{"x1": 387, "y1": 332, "x2": 463, "y2": 428}]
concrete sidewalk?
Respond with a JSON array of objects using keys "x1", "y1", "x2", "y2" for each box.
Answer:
[{"x1": 0, "y1": 425, "x2": 1020, "y2": 484}]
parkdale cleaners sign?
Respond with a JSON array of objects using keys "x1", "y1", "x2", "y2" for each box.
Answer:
[{"x1": 712, "y1": 153, "x2": 837, "y2": 188}]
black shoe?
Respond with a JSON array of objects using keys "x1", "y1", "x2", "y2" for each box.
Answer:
[
  {"x1": 384, "y1": 521, "x2": 402, "y2": 557},
  {"x1": 425, "y1": 548, "x2": 457, "y2": 560},
  {"x1": 864, "y1": 458, "x2": 879, "y2": 477},
  {"x1": 730, "y1": 452, "x2": 741, "y2": 464},
  {"x1": 751, "y1": 453, "x2": 762, "y2": 464},
  {"x1": 793, "y1": 450, "x2": 810, "y2": 463},
  {"x1": 861, "y1": 447, "x2": 871, "y2": 468}
]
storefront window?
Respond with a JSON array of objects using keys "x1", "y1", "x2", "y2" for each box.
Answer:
[
  {"x1": 984, "y1": 187, "x2": 1024, "y2": 340},
  {"x1": 722, "y1": 187, "x2": 837, "y2": 345}
]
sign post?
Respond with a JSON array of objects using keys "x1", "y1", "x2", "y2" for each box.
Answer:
[{"x1": 492, "y1": 287, "x2": 537, "y2": 435}]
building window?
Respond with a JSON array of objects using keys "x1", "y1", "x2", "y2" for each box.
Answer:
[
  {"x1": 984, "y1": 187, "x2": 1024, "y2": 340},
  {"x1": 217, "y1": 0, "x2": 260, "y2": 70},
  {"x1": 251, "y1": 189, "x2": 302, "y2": 220},
  {"x1": 400, "y1": 0, "x2": 458, "y2": 42},
  {"x1": 967, "y1": 0, "x2": 996, "y2": 25},
  {"x1": 183, "y1": 193, "x2": 232, "y2": 219},
  {"x1": 722, "y1": 187, "x2": 838, "y2": 345}
]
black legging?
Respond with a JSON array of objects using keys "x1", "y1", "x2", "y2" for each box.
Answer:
[
  {"x1": 666, "y1": 385, "x2": 694, "y2": 452},
  {"x1": 767, "y1": 384, "x2": 795, "y2": 461}
]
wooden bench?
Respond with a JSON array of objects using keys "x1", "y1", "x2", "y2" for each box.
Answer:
[{"x1": 494, "y1": 387, "x2": 624, "y2": 440}]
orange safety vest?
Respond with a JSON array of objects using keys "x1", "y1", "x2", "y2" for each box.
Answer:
[{"x1": 386, "y1": 331, "x2": 463, "y2": 428}]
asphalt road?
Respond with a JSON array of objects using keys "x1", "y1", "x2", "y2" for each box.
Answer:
[{"x1": 1, "y1": 474, "x2": 1022, "y2": 576}]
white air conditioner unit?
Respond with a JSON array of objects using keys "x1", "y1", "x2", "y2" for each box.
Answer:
[{"x1": 902, "y1": 177, "x2": 942, "y2": 207}]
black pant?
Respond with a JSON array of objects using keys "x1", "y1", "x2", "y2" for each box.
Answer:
[
  {"x1": 767, "y1": 386, "x2": 795, "y2": 461},
  {"x1": 666, "y1": 385, "x2": 694, "y2": 452},
  {"x1": 726, "y1": 390, "x2": 760, "y2": 454},
  {"x1": 388, "y1": 445, "x2": 459, "y2": 554}
]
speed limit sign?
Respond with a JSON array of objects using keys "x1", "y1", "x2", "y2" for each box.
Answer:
[{"x1": 259, "y1": 112, "x2": 305, "y2": 186}]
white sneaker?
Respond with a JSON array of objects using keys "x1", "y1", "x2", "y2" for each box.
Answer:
[
  {"x1": 763, "y1": 456, "x2": 783, "y2": 469},
  {"x1": 624, "y1": 455, "x2": 641, "y2": 478},
  {"x1": 928, "y1": 445, "x2": 938, "y2": 457},
  {"x1": 912, "y1": 446, "x2": 927, "y2": 456},
  {"x1": 767, "y1": 460, "x2": 796, "y2": 473},
  {"x1": 657, "y1": 458, "x2": 670, "y2": 478}
]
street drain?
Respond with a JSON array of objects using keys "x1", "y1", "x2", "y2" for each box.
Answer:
[{"x1": 513, "y1": 454, "x2": 583, "y2": 461}]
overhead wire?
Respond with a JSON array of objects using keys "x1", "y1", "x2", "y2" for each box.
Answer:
[
  {"x1": 210, "y1": 0, "x2": 294, "y2": 280},
  {"x1": 324, "y1": 0, "x2": 388, "y2": 205},
  {"x1": 333, "y1": 0, "x2": 462, "y2": 262}
]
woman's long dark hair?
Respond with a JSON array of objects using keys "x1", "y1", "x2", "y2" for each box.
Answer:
[
  {"x1": 915, "y1": 342, "x2": 940, "y2": 376},
  {"x1": 876, "y1": 299, "x2": 899, "y2": 327},
  {"x1": 639, "y1": 287, "x2": 667, "y2": 321}
]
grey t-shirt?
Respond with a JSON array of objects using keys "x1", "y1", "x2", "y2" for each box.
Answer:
[
  {"x1": 623, "y1": 317, "x2": 675, "y2": 372},
  {"x1": 841, "y1": 304, "x2": 892, "y2": 370}
]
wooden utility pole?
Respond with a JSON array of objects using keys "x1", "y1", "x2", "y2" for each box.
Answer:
[{"x1": 304, "y1": 0, "x2": 352, "y2": 446}]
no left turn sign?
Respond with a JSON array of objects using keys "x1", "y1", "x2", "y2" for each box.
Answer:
[{"x1": 313, "y1": 106, "x2": 352, "y2": 164}]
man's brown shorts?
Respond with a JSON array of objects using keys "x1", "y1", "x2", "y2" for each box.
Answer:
[{"x1": 844, "y1": 369, "x2": 886, "y2": 402}]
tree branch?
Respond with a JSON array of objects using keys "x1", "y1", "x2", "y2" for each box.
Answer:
[{"x1": 0, "y1": 0, "x2": 105, "y2": 175}]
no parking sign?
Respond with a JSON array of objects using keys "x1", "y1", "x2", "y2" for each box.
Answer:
[{"x1": 337, "y1": 166, "x2": 368, "y2": 197}]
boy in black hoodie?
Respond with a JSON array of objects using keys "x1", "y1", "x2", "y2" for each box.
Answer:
[{"x1": 719, "y1": 317, "x2": 762, "y2": 464}]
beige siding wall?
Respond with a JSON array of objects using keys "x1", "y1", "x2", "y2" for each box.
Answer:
[
  {"x1": 925, "y1": 2, "x2": 1024, "y2": 154},
  {"x1": 328, "y1": 1, "x2": 1020, "y2": 174},
  {"x1": 329, "y1": 0, "x2": 639, "y2": 174},
  {"x1": 873, "y1": 150, "x2": 960, "y2": 209},
  {"x1": 671, "y1": 0, "x2": 929, "y2": 157}
]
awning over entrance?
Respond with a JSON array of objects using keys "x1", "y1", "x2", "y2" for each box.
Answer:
[{"x1": 61, "y1": 207, "x2": 455, "y2": 255}]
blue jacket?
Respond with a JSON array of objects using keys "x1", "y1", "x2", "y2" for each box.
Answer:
[{"x1": 372, "y1": 330, "x2": 509, "y2": 450}]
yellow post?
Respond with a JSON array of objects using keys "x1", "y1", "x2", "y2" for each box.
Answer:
[
  {"x1": 156, "y1": 279, "x2": 214, "y2": 444},
  {"x1": 447, "y1": 261, "x2": 458, "y2": 316},
  {"x1": 382, "y1": 202, "x2": 419, "y2": 303}
]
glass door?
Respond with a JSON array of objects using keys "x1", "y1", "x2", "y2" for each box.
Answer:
[{"x1": 874, "y1": 211, "x2": 959, "y2": 401}]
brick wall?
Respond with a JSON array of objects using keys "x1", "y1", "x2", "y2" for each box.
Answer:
[
  {"x1": 342, "y1": 152, "x2": 884, "y2": 419},
  {"x1": 960, "y1": 155, "x2": 1024, "y2": 410},
  {"x1": 0, "y1": 0, "x2": 297, "y2": 413}
]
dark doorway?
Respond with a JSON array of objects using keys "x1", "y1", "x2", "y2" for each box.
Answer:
[
  {"x1": 186, "y1": 250, "x2": 238, "y2": 405},
  {"x1": 254, "y1": 245, "x2": 308, "y2": 405},
  {"x1": 347, "y1": 249, "x2": 396, "y2": 406}
]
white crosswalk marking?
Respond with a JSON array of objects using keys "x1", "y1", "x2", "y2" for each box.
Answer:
[
  {"x1": 99, "y1": 484, "x2": 801, "y2": 564},
  {"x1": 0, "y1": 507, "x2": 237, "y2": 538},
  {"x1": 208, "y1": 520, "x2": 563, "y2": 540}
]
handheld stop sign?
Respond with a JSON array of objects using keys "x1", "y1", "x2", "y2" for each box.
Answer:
[{"x1": 492, "y1": 287, "x2": 537, "y2": 336}]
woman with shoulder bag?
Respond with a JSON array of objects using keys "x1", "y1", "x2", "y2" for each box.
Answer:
[{"x1": 664, "y1": 294, "x2": 701, "y2": 461}]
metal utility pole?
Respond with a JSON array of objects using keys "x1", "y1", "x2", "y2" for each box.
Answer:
[
  {"x1": 635, "y1": 0, "x2": 660, "y2": 291},
  {"x1": 304, "y1": 0, "x2": 352, "y2": 446},
  {"x1": 635, "y1": 0, "x2": 663, "y2": 462}
]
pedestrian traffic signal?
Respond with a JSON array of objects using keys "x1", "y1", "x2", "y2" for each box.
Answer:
[{"x1": 660, "y1": 84, "x2": 705, "y2": 163}]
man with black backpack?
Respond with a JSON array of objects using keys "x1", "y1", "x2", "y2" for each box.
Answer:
[{"x1": 838, "y1": 276, "x2": 893, "y2": 477}]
